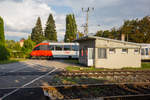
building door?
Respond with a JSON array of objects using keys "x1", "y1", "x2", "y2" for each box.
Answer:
[{"x1": 87, "y1": 48, "x2": 94, "y2": 66}]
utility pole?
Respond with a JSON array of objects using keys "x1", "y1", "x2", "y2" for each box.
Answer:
[{"x1": 82, "y1": 7, "x2": 94, "y2": 36}]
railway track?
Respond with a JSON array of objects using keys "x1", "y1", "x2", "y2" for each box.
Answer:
[
  {"x1": 59, "y1": 70, "x2": 150, "y2": 77},
  {"x1": 42, "y1": 82, "x2": 150, "y2": 100}
]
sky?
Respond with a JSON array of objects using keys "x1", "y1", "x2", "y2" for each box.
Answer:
[{"x1": 0, "y1": 0, "x2": 150, "y2": 41}]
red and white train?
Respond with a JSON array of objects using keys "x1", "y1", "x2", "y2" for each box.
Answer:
[
  {"x1": 30, "y1": 42, "x2": 79, "y2": 59},
  {"x1": 30, "y1": 42, "x2": 150, "y2": 61}
]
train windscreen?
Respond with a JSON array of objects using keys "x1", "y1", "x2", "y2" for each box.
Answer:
[{"x1": 33, "y1": 46, "x2": 40, "y2": 51}]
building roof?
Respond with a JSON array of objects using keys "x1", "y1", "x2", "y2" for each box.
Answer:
[{"x1": 75, "y1": 35, "x2": 141, "y2": 46}]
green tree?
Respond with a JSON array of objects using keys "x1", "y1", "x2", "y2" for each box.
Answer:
[
  {"x1": 64, "y1": 14, "x2": 77, "y2": 42},
  {"x1": 31, "y1": 17, "x2": 45, "y2": 44},
  {"x1": 5, "y1": 40, "x2": 16, "y2": 50},
  {"x1": 118, "y1": 17, "x2": 150, "y2": 43},
  {"x1": 0, "y1": 17, "x2": 10, "y2": 60},
  {"x1": 44, "y1": 14, "x2": 57, "y2": 41},
  {"x1": 77, "y1": 31, "x2": 84, "y2": 38},
  {"x1": 96, "y1": 30, "x2": 103, "y2": 37},
  {"x1": 23, "y1": 39, "x2": 35, "y2": 50},
  {"x1": 96, "y1": 16, "x2": 150, "y2": 43},
  {"x1": 0, "y1": 43, "x2": 10, "y2": 60},
  {"x1": 14, "y1": 42, "x2": 22, "y2": 51},
  {"x1": 22, "y1": 38, "x2": 35, "y2": 58},
  {"x1": 138, "y1": 16, "x2": 150, "y2": 43},
  {"x1": 0, "y1": 16, "x2": 5, "y2": 44}
]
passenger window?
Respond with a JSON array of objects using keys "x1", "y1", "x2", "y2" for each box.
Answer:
[
  {"x1": 40, "y1": 45, "x2": 49, "y2": 50},
  {"x1": 64, "y1": 45, "x2": 71, "y2": 51},
  {"x1": 55, "y1": 45, "x2": 63, "y2": 51},
  {"x1": 49, "y1": 45, "x2": 55, "y2": 50},
  {"x1": 72, "y1": 45, "x2": 79, "y2": 51}
]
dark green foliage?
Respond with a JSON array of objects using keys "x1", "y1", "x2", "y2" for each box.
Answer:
[
  {"x1": 44, "y1": 14, "x2": 57, "y2": 41},
  {"x1": 78, "y1": 31, "x2": 84, "y2": 38},
  {"x1": 96, "y1": 29, "x2": 120, "y2": 40},
  {"x1": 23, "y1": 39, "x2": 35, "y2": 50},
  {"x1": 64, "y1": 14, "x2": 77, "y2": 42},
  {"x1": 6, "y1": 38, "x2": 35, "y2": 58},
  {"x1": 0, "y1": 43, "x2": 10, "y2": 60},
  {"x1": 22, "y1": 39, "x2": 35, "y2": 58},
  {"x1": 31, "y1": 17, "x2": 45, "y2": 44},
  {"x1": 5, "y1": 40, "x2": 16, "y2": 50},
  {"x1": 0, "y1": 17, "x2": 10, "y2": 60},
  {"x1": 0, "y1": 16, "x2": 5, "y2": 44},
  {"x1": 9, "y1": 42, "x2": 23, "y2": 58},
  {"x1": 119, "y1": 16, "x2": 150, "y2": 43},
  {"x1": 96, "y1": 16, "x2": 150, "y2": 43}
]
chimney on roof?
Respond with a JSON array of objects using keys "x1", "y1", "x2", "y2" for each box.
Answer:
[{"x1": 121, "y1": 33, "x2": 125, "y2": 41}]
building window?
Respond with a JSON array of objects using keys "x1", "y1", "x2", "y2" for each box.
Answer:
[
  {"x1": 145, "y1": 48, "x2": 149, "y2": 55},
  {"x1": 122, "y1": 48, "x2": 128, "y2": 53},
  {"x1": 80, "y1": 48, "x2": 83, "y2": 57},
  {"x1": 109, "y1": 48, "x2": 115, "y2": 53},
  {"x1": 81, "y1": 49, "x2": 83, "y2": 56},
  {"x1": 134, "y1": 48, "x2": 139, "y2": 54},
  {"x1": 141, "y1": 48, "x2": 145, "y2": 55},
  {"x1": 98, "y1": 48, "x2": 107, "y2": 59},
  {"x1": 83, "y1": 48, "x2": 87, "y2": 57}
]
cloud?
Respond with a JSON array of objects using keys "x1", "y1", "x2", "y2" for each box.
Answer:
[
  {"x1": 1, "y1": 0, "x2": 150, "y2": 41},
  {"x1": 5, "y1": 31, "x2": 29, "y2": 38},
  {"x1": 0, "y1": 0, "x2": 54, "y2": 40},
  {"x1": 5, "y1": 31, "x2": 29, "y2": 41}
]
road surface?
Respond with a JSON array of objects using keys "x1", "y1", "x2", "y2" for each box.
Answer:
[{"x1": 0, "y1": 60, "x2": 74, "y2": 100}]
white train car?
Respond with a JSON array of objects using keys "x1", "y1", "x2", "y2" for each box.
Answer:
[
  {"x1": 30, "y1": 42, "x2": 79, "y2": 59},
  {"x1": 49, "y1": 42, "x2": 79, "y2": 59},
  {"x1": 141, "y1": 44, "x2": 150, "y2": 60}
]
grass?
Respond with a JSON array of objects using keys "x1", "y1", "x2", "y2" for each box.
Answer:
[
  {"x1": 0, "y1": 58, "x2": 27, "y2": 64},
  {"x1": 66, "y1": 66, "x2": 109, "y2": 71},
  {"x1": 63, "y1": 59, "x2": 79, "y2": 64},
  {"x1": 66, "y1": 62, "x2": 150, "y2": 71}
]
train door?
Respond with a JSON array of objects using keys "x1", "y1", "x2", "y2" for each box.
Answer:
[{"x1": 87, "y1": 48, "x2": 94, "y2": 66}]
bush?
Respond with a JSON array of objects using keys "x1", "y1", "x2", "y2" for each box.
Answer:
[
  {"x1": 0, "y1": 44, "x2": 10, "y2": 60},
  {"x1": 21, "y1": 39, "x2": 35, "y2": 58},
  {"x1": 24, "y1": 39, "x2": 35, "y2": 49}
]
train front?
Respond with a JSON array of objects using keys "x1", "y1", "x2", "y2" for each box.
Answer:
[{"x1": 30, "y1": 43, "x2": 53, "y2": 59}]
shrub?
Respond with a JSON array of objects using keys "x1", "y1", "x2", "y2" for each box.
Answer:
[{"x1": 0, "y1": 43, "x2": 10, "y2": 60}]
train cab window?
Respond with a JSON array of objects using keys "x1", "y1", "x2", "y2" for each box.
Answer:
[
  {"x1": 49, "y1": 45, "x2": 55, "y2": 50},
  {"x1": 33, "y1": 46, "x2": 40, "y2": 51},
  {"x1": 64, "y1": 45, "x2": 71, "y2": 51},
  {"x1": 40, "y1": 45, "x2": 49, "y2": 50},
  {"x1": 55, "y1": 45, "x2": 63, "y2": 51},
  {"x1": 72, "y1": 45, "x2": 79, "y2": 51}
]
